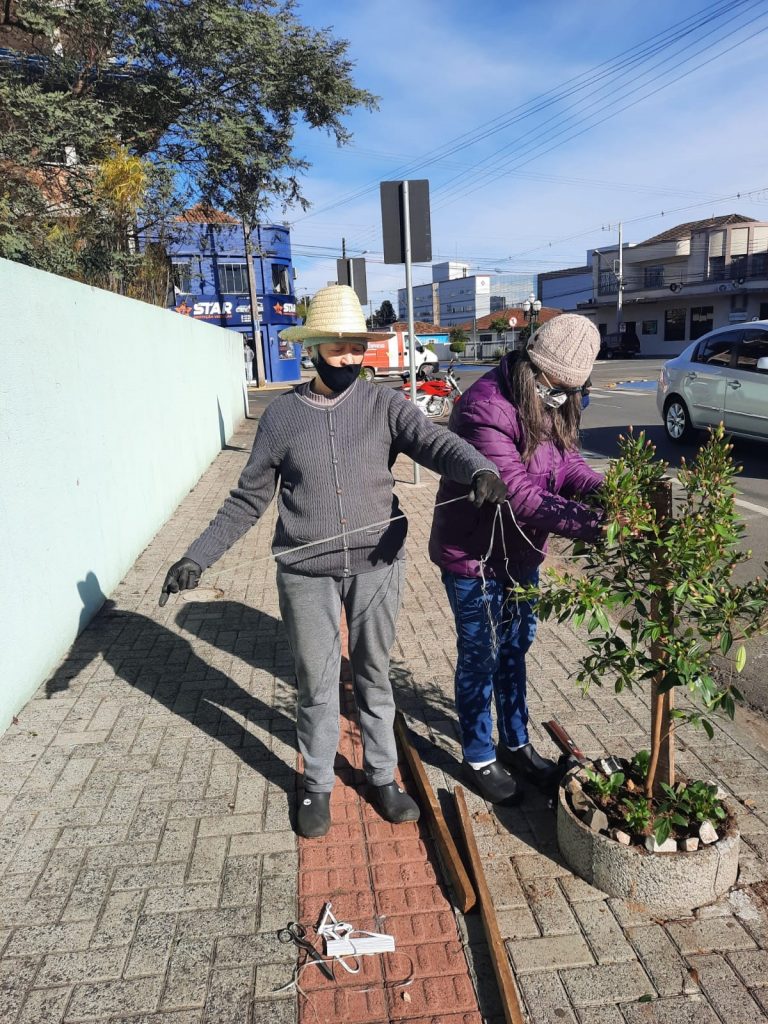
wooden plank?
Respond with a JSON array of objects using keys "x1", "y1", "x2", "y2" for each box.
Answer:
[
  {"x1": 394, "y1": 711, "x2": 476, "y2": 913},
  {"x1": 454, "y1": 785, "x2": 525, "y2": 1024},
  {"x1": 649, "y1": 478, "x2": 675, "y2": 796}
]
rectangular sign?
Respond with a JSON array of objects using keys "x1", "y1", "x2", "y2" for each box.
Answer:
[
  {"x1": 174, "y1": 294, "x2": 297, "y2": 327},
  {"x1": 336, "y1": 257, "x2": 368, "y2": 305},
  {"x1": 380, "y1": 180, "x2": 432, "y2": 264}
]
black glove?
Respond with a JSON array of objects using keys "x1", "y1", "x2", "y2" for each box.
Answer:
[
  {"x1": 468, "y1": 471, "x2": 507, "y2": 508},
  {"x1": 159, "y1": 557, "x2": 202, "y2": 607}
]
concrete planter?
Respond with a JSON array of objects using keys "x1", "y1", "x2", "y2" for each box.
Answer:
[{"x1": 557, "y1": 769, "x2": 740, "y2": 916}]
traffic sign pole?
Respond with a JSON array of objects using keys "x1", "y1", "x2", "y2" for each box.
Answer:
[
  {"x1": 508, "y1": 315, "x2": 518, "y2": 352},
  {"x1": 402, "y1": 180, "x2": 420, "y2": 486}
]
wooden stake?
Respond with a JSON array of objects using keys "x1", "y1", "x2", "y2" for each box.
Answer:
[
  {"x1": 394, "y1": 712, "x2": 475, "y2": 913},
  {"x1": 454, "y1": 786, "x2": 525, "y2": 1024},
  {"x1": 648, "y1": 478, "x2": 675, "y2": 797}
]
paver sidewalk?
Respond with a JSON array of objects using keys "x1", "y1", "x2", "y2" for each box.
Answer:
[{"x1": 2, "y1": 401, "x2": 768, "y2": 1024}]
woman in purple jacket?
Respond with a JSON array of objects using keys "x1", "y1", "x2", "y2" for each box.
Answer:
[{"x1": 429, "y1": 315, "x2": 604, "y2": 804}]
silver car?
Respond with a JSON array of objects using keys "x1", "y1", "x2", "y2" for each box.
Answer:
[{"x1": 657, "y1": 321, "x2": 768, "y2": 443}]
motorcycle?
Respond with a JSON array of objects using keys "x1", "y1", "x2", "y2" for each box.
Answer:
[{"x1": 399, "y1": 362, "x2": 463, "y2": 417}]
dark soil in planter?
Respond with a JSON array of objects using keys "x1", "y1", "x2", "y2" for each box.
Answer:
[{"x1": 567, "y1": 758, "x2": 736, "y2": 850}]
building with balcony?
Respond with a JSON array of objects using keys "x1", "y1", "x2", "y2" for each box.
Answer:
[
  {"x1": 398, "y1": 262, "x2": 537, "y2": 327},
  {"x1": 579, "y1": 214, "x2": 768, "y2": 356}
]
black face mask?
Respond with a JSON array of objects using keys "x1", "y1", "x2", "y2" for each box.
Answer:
[{"x1": 313, "y1": 352, "x2": 360, "y2": 393}]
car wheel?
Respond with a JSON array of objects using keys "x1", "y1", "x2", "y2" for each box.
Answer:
[
  {"x1": 664, "y1": 396, "x2": 695, "y2": 443},
  {"x1": 359, "y1": 366, "x2": 375, "y2": 382}
]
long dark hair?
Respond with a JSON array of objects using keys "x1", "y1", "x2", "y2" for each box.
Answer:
[{"x1": 504, "y1": 352, "x2": 582, "y2": 463}]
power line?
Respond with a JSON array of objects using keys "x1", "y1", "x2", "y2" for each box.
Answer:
[
  {"x1": 431, "y1": 2, "x2": 768, "y2": 211},
  {"x1": 291, "y1": 0, "x2": 752, "y2": 229}
]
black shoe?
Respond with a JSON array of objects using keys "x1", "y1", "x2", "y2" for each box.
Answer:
[
  {"x1": 497, "y1": 742, "x2": 558, "y2": 786},
  {"x1": 461, "y1": 759, "x2": 521, "y2": 805},
  {"x1": 297, "y1": 791, "x2": 331, "y2": 838},
  {"x1": 370, "y1": 782, "x2": 420, "y2": 823}
]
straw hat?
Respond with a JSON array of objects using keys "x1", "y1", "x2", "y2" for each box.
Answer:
[{"x1": 280, "y1": 284, "x2": 382, "y2": 342}]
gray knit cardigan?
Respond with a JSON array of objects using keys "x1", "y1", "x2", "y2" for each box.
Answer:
[{"x1": 185, "y1": 380, "x2": 497, "y2": 577}]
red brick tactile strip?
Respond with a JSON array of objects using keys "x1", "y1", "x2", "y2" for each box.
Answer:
[{"x1": 296, "y1": 622, "x2": 484, "y2": 1024}]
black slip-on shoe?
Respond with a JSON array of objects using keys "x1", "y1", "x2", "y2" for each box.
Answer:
[
  {"x1": 497, "y1": 741, "x2": 558, "y2": 786},
  {"x1": 297, "y1": 791, "x2": 331, "y2": 838},
  {"x1": 370, "y1": 782, "x2": 420, "y2": 823},
  {"x1": 461, "y1": 759, "x2": 521, "y2": 805}
]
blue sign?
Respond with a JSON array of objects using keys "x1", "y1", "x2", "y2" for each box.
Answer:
[{"x1": 174, "y1": 293, "x2": 297, "y2": 329}]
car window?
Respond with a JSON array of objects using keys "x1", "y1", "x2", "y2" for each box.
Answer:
[
  {"x1": 736, "y1": 329, "x2": 768, "y2": 374},
  {"x1": 694, "y1": 331, "x2": 739, "y2": 367}
]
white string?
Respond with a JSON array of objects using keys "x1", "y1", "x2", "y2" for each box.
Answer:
[
  {"x1": 478, "y1": 499, "x2": 548, "y2": 654},
  {"x1": 274, "y1": 949, "x2": 415, "y2": 1004},
  {"x1": 205, "y1": 493, "x2": 470, "y2": 579}
]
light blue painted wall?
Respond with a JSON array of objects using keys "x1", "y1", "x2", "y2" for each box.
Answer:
[{"x1": 0, "y1": 259, "x2": 246, "y2": 733}]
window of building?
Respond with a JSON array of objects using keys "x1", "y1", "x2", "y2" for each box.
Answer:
[
  {"x1": 598, "y1": 270, "x2": 617, "y2": 295},
  {"x1": 709, "y1": 256, "x2": 725, "y2": 280},
  {"x1": 695, "y1": 331, "x2": 739, "y2": 366},
  {"x1": 664, "y1": 308, "x2": 686, "y2": 342},
  {"x1": 690, "y1": 306, "x2": 713, "y2": 341},
  {"x1": 271, "y1": 264, "x2": 290, "y2": 294},
  {"x1": 217, "y1": 263, "x2": 249, "y2": 294},
  {"x1": 644, "y1": 266, "x2": 664, "y2": 288},
  {"x1": 729, "y1": 254, "x2": 748, "y2": 281},
  {"x1": 642, "y1": 320, "x2": 658, "y2": 335},
  {"x1": 173, "y1": 262, "x2": 193, "y2": 293},
  {"x1": 598, "y1": 323, "x2": 607, "y2": 337},
  {"x1": 708, "y1": 229, "x2": 725, "y2": 280},
  {"x1": 760, "y1": 303, "x2": 768, "y2": 321},
  {"x1": 736, "y1": 329, "x2": 768, "y2": 373}
]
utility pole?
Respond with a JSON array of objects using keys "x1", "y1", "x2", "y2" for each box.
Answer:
[
  {"x1": 617, "y1": 221, "x2": 624, "y2": 336},
  {"x1": 402, "y1": 181, "x2": 420, "y2": 486},
  {"x1": 342, "y1": 237, "x2": 346, "y2": 259},
  {"x1": 242, "y1": 218, "x2": 266, "y2": 388}
]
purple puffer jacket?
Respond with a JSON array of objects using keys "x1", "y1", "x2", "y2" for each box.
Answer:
[{"x1": 429, "y1": 356, "x2": 603, "y2": 580}]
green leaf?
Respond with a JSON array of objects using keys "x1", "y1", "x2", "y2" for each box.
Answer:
[
  {"x1": 653, "y1": 817, "x2": 671, "y2": 846},
  {"x1": 735, "y1": 645, "x2": 746, "y2": 673}
]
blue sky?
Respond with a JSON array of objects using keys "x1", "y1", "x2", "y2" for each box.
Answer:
[{"x1": 278, "y1": 0, "x2": 768, "y2": 311}]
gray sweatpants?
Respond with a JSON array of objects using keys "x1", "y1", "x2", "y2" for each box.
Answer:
[{"x1": 276, "y1": 560, "x2": 404, "y2": 792}]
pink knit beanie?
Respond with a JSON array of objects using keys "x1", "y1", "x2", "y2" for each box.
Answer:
[{"x1": 527, "y1": 314, "x2": 600, "y2": 387}]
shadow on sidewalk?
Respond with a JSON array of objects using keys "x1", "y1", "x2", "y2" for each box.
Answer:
[
  {"x1": 388, "y1": 660, "x2": 561, "y2": 858},
  {"x1": 45, "y1": 574, "x2": 299, "y2": 795}
]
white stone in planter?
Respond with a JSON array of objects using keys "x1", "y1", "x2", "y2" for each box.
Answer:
[
  {"x1": 585, "y1": 807, "x2": 609, "y2": 833},
  {"x1": 681, "y1": 837, "x2": 699, "y2": 852},
  {"x1": 612, "y1": 829, "x2": 631, "y2": 846},
  {"x1": 556, "y1": 768, "x2": 740, "y2": 916},
  {"x1": 699, "y1": 821, "x2": 718, "y2": 845},
  {"x1": 645, "y1": 835, "x2": 677, "y2": 854},
  {"x1": 571, "y1": 788, "x2": 592, "y2": 817},
  {"x1": 705, "y1": 780, "x2": 728, "y2": 800}
]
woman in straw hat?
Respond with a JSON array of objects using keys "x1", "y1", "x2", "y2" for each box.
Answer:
[
  {"x1": 160, "y1": 285, "x2": 507, "y2": 838},
  {"x1": 429, "y1": 315, "x2": 606, "y2": 806}
]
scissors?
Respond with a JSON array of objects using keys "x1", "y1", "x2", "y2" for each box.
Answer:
[{"x1": 278, "y1": 921, "x2": 334, "y2": 980}]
